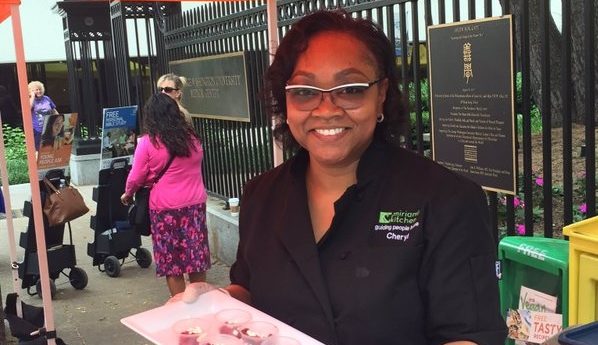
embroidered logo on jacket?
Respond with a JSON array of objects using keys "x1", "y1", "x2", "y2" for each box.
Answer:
[{"x1": 374, "y1": 209, "x2": 421, "y2": 242}]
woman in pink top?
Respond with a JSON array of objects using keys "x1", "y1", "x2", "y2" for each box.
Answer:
[{"x1": 121, "y1": 93, "x2": 210, "y2": 296}]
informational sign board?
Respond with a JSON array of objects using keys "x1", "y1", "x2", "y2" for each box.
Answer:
[
  {"x1": 37, "y1": 112, "x2": 78, "y2": 177},
  {"x1": 428, "y1": 16, "x2": 516, "y2": 194},
  {"x1": 169, "y1": 51, "x2": 251, "y2": 122},
  {"x1": 100, "y1": 105, "x2": 138, "y2": 170}
]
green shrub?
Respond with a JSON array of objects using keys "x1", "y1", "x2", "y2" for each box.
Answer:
[
  {"x1": 406, "y1": 80, "x2": 431, "y2": 146},
  {"x1": 6, "y1": 159, "x2": 29, "y2": 185},
  {"x1": 516, "y1": 104, "x2": 543, "y2": 136},
  {"x1": 3, "y1": 124, "x2": 26, "y2": 161},
  {"x1": 2, "y1": 124, "x2": 29, "y2": 185},
  {"x1": 407, "y1": 79, "x2": 430, "y2": 112},
  {"x1": 410, "y1": 110, "x2": 431, "y2": 135}
]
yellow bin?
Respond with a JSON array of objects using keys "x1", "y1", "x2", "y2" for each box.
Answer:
[{"x1": 563, "y1": 215, "x2": 598, "y2": 325}]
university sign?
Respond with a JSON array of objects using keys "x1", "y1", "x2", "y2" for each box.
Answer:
[{"x1": 170, "y1": 51, "x2": 251, "y2": 122}]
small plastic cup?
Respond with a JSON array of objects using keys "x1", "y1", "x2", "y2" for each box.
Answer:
[
  {"x1": 199, "y1": 333, "x2": 243, "y2": 345},
  {"x1": 261, "y1": 335, "x2": 301, "y2": 345},
  {"x1": 238, "y1": 321, "x2": 279, "y2": 345},
  {"x1": 228, "y1": 198, "x2": 240, "y2": 216},
  {"x1": 172, "y1": 317, "x2": 213, "y2": 345},
  {"x1": 215, "y1": 309, "x2": 252, "y2": 337}
]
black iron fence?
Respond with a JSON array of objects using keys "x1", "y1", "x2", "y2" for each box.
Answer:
[
  {"x1": 163, "y1": 0, "x2": 594, "y2": 240},
  {"x1": 163, "y1": 1, "x2": 273, "y2": 200}
]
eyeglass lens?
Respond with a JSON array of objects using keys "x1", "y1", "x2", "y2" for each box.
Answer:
[
  {"x1": 159, "y1": 87, "x2": 178, "y2": 93},
  {"x1": 286, "y1": 82, "x2": 378, "y2": 111}
]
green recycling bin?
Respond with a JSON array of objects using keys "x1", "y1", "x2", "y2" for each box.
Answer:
[{"x1": 498, "y1": 236, "x2": 569, "y2": 344}]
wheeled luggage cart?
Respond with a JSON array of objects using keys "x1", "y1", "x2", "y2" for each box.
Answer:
[
  {"x1": 18, "y1": 169, "x2": 88, "y2": 299},
  {"x1": 88, "y1": 158, "x2": 152, "y2": 277}
]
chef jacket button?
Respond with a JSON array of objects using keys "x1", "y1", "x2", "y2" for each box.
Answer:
[
  {"x1": 355, "y1": 266, "x2": 370, "y2": 278},
  {"x1": 339, "y1": 251, "x2": 350, "y2": 260}
]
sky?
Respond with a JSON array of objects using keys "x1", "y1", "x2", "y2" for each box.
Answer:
[
  {"x1": 0, "y1": 0, "x2": 561, "y2": 64},
  {"x1": 0, "y1": 0, "x2": 205, "y2": 64},
  {"x1": 0, "y1": 0, "x2": 65, "y2": 63}
]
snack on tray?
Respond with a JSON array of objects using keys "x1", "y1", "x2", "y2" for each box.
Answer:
[
  {"x1": 239, "y1": 321, "x2": 279, "y2": 345},
  {"x1": 172, "y1": 317, "x2": 213, "y2": 345},
  {"x1": 199, "y1": 333, "x2": 243, "y2": 345},
  {"x1": 216, "y1": 309, "x2": 252, "y2": 337}
]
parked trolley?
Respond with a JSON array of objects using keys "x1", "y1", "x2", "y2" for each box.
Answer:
[
  {"x1": 88, "y1": 158, "x2": 152, "y2": 277},
  {"x1": 18, "y1": 168, "x2": 88, "y2": 298}
]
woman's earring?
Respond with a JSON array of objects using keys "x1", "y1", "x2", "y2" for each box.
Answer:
[{"x1": 376, "y1": 113, "x2": 385, "y2": 123}]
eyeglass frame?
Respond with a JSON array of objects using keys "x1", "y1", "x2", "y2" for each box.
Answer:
[
  {"x1": 158, "y1": 86, "x2": 180, "y2": 93},
  {"x1": 284, "y1": 78, "x2": 384, "y2": 111}
]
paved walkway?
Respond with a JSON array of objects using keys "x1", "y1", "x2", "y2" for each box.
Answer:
[{"x1": 0, "y1": 183, "x2": 231, "y2": 344}]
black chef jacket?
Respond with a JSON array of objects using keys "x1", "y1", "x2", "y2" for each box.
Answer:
[{"x1": 230, "y1": 139, "x2": 507, "y2": 345}]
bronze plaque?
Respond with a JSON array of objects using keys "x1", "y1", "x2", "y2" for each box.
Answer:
[{"x1": 428, "y1": 16, "x2": 516, "y2": 194}]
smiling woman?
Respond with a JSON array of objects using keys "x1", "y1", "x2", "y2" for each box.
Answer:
[{"x1": 167, "y1": 9, "x2": 509, "y2": 345}]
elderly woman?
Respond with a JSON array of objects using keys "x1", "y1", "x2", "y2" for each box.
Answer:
[
  {"x1": 157, "y1": 73, "x2": 191, "y2": 123},
  {"x1": 178, "y1": 9, "x2": 507, "y2": 345},
  {"x1": 28, "y1": 81, "x2": 59, "y2": 150}
]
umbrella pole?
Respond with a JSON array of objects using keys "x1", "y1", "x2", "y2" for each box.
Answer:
[
  {"x1": 11, "y1": 4, "x2": 57, "y2": 345},
  {"x1": 0, "y1": 118, "x2": 23, "y2": 319}
]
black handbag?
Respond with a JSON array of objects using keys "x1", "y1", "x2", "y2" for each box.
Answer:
[{"x1": 128, "y1": 155, "x2": 174, "y2": 236}]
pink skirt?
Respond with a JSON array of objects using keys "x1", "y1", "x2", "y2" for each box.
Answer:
[{"x1": 149, "y1": 203, "x2": 211, "y2": 277}]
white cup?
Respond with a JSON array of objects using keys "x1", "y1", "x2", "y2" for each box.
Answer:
[
  {"x1": 228, "y1": 198, "x2": 240, "y2": 216},
  {"x1": 215, "y1": 308, "x2": 252, "y2": 337},
  {"x1": 238, "y1": 321, "x2": 278, "y2": 345}
]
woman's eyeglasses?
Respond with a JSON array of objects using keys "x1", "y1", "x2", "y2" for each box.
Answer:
[
  {"x1": 158, "y1": 87, "x2": 179, "y2": 93},
  {"x1": 285, "y1": 79, "x2": 383, "y2": 111}
]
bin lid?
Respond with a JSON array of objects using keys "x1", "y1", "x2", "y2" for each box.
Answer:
[
  {"x1": 558, "y1": 321, "x2": 598, "y2": 345},
  {"x1": 499, "y1": 236, "x2": 568, "y2": 271},
  {"x1": 563, "y1": 215, "x2": 598, "y2": 242}
]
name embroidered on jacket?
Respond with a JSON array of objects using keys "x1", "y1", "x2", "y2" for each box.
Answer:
[{"x1": 374, "y1": 209, "x2": 421, "y2": 242}]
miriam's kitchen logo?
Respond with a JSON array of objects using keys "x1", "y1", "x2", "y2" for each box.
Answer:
[{"x1": 374, "y1": 210, "x2": 421, "y2": 242}]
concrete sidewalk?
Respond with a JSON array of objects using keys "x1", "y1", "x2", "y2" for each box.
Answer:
[{"x1": 0, "y1": 183, "x2": 232, "y2": 344}]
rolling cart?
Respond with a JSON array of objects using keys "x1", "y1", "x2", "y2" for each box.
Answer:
[
  {"x1": 88, "y1": 158, "x2": 152, "y2": 277},
  {"x1": 18, "y1": 169, "x2": 88, "y2": 299}
]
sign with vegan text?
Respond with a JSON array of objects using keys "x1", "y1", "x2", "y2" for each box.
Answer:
[
  {"x1": 170, "y1": 51, "x2": 251, "y2": 122},
  {"x1": 428, "y1": 16, "x2": 516, "y2": 194}
]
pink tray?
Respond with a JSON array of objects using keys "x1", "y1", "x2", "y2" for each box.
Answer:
[{"x1": 121, "y1": 290, "x2": 324, "y2": 344}]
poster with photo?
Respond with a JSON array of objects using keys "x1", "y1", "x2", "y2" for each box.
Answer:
[
  {"x1": 37, "y1": 113, "x2": 78, "y2": 176},
  {"x1": 100, "y1": 106, "x2": 138, "y2": 170}
]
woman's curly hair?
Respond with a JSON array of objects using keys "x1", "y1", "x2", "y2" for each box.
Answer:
[
  {"x1": 142, "y1": 93, "x2": 199, "y2": 157},
  {"x1": 263, "y1": 9, "x2": 408, "y2": 151}
]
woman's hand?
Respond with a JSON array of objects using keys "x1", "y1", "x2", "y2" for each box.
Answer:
[
  {"x1": 120, "y1": 193, "x2": 132, "y2": 206},
  {"x1": 166, "y1": 282, "x2": 222, "y2": 304}
]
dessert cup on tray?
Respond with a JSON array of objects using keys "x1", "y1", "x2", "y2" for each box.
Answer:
[{"x1": 121, "y1": 289, "x2": 324, "y2": 345}]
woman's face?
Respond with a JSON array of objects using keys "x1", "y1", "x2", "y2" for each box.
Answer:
[
  {"x1": 31, "y1": 86, "x2": 44, "y2": 98},
  {"x1": 285, "y1": 31, "x2": 387, "y2": 169},
  {"x1": 158, "y1": 79, "x2": 182, "y2": 101},
  {"x1": 52, "y1": 116, "x2": 64, "y2": 136}
]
